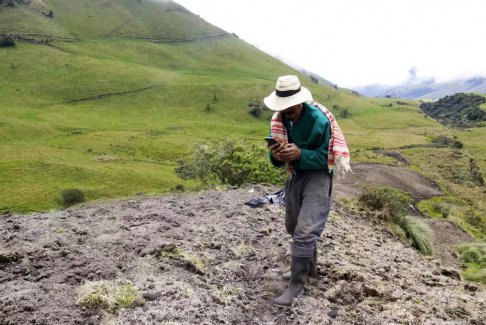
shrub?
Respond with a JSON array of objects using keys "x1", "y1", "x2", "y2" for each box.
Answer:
[
  {"x1": 431, "y1": 135, "x2": 463, "y2": 149},
  {"x1": 76, "y1": 280, "x2": 138, "y2": 313},
  {"x1": 0, "y1": 36, "x2": 16, "y2": 47},
  {"x1": 171, "y1": 184, "x2": 185, "y2": 192},
  {"x1": 458, "y1": 244, "x2": 486, "y2": 283},
  {"x1": 61, "y1": 189, "x2": 85, "y2": 207},
  {"x1": 358, "y1": 184, "x2": 411, "y2": 221},
  {"x1": 396, "y1": 215, "x2": 433, "y2": 255},
  {"x1": 459, "y1": 246, "x2": 483, "y2": 264},
  {"x1": 175, "y1": 138, "x2": 286, "y2": 186},
  {"x1": 339, "y1": 108, "x2": 351, "y2": 118},
  {"x1": 248, "y1": 99, "x2": 263, "y2": 118}
]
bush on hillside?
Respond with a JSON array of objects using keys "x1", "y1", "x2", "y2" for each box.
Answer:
[
  {"x1": 339, "y1": 108, "x2": 351, "y2": 119},
  {"x1": 61, "y1": 189, "x2": 85, "y2": 207},
  {"x1": 0, "y1": 36, "x2": 16, "y2": 47},
  {"x1": 358, "y1": 184, "x2": 411, "y2": 222},
  {"x1": 309, "y1": 75, "x2": 319, "y2": 84},
  {"x1": 358, "y1": 185, "x2": 433, "y2": 255},
  {"x1": 420, "y1": 93, "x2": 486, "y2": 128},
  {"x1": 175, "y1": 138, "x2": 286, "y2": 186},
  {"x1": 459, "y1": 244, "x2": 486, "y2": 265},
  {"x1": 458, "y1": 244, "x2": 486, "y2": 283},
  {"x1": 248, "y1": 99, "x2": 263, "y2": 118},
  {"x1": 431, "y1": 135, "x2": 463, "y2": 149}
]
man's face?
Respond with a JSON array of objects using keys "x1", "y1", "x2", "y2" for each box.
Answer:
[{"x1": 282, "y1": 103, "x2": 303, "y2": 122}]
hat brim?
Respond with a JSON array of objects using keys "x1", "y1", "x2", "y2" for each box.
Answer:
[{"x1": 263, "y1": 87, "x2": 313, "y2": 111}]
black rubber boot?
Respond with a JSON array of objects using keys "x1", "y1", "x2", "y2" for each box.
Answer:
[
  {"x1": 282, "y1": 248, "x2": 317, "y2": 280},
  {"x1": 274, "y1": 256, "x2": 310, "y2": 306},
  {"x1": 308, "y1": 248, "x2": 318, "y2": 277}
]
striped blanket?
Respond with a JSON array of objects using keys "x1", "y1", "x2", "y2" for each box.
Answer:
[{"x1": 270, "y1": 101, "x2": 351, "y2": 179}]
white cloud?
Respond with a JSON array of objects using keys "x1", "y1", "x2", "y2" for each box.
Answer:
[{"x1": 174, "y1": 0, "x2": 486, "y2": 87}]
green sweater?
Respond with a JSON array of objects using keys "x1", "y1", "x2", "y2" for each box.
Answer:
[{"x1": 270, "y1": 102, "x2": 331, "y2": 172}]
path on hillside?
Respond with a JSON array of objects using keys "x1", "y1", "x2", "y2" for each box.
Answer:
[
  {"x1": 0, "y1": 186, "x2": 484, "y2": 324},
  {"x1": 1, "y1": 32, "x2": 233, "y2": 45}
]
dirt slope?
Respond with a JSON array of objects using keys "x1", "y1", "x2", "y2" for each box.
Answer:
[
  {"x1": 1, "y1": 186, "x2": 484, "y2": 325},
  {"x1": 334, "y1": 163, "x2": 442, "y2": 201}
]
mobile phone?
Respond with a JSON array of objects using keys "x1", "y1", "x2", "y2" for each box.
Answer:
[{"x1": 265, "y1": 137, "x2": 279, "y2": 147}]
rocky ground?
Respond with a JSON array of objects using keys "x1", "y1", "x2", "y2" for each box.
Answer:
[{"x1": 1, "y1": 179, "x2": 485, "y2": 324}]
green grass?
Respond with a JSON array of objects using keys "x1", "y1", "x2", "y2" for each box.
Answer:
[
  {"x1": 458, "y1": 244, "x2": 486, "y2": 283},
  {"x1": 0, "y1": 0, "x2": 225, "y2": 39}
]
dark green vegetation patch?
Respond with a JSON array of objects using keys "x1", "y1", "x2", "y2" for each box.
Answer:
[{"x1": 420, "y1": 93, "x2": 486, "y2": 128}]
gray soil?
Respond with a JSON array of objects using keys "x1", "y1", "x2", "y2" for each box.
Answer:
[
  {"x1": 334, "y1": 163, "x2": 442, "y2": 201},
  {"x1": 1, "y1": 165, "x2": 484, "y2": 325}
]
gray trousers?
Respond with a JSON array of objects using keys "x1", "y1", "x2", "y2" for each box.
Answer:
[{"x1": 285, "y1": 170, "x2": 333, "y2": 258}]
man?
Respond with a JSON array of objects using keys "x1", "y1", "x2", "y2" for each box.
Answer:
[{"x1": 263, "y1": 75, "x2": 350, "y2": 306}]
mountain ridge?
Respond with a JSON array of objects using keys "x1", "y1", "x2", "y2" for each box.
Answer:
[
  {"x1": 0, "y1": 0, "x2": 227, "y2": 41},
  {"x1": 355, "y1": 77, "x2": 486, "y2": 100}
]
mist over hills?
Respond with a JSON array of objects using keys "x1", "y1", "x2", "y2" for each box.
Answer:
[{"x1": 355, "y1": 76, "x2": 486, "y2": 100}]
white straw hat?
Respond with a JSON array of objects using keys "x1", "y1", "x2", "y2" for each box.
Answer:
[{"x1": 263, "y1": 75, "x2": 313, "y2": 111}]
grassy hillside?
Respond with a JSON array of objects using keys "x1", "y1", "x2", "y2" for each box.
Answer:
[
  {"x1": 0, "y1": 37, "x2": 447, "y2": 213},
  {"x1": 0, "y1": 0, "x2": 225, "y2": 40}
]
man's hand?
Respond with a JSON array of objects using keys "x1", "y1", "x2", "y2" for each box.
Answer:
[
  {"x1": 273, "y1": 143, "x2": 301, "y2": 162},
  {"x1": 270, "y1": 143, "x2": 284, "y2": 161},
  {"x1": 279, "y1": 143, "x2": 301, "y2": 161}
]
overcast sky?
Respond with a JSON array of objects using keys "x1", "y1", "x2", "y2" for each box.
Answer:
[{"x1": 174, "y1": 0, "x2": 486, "y2": 88}]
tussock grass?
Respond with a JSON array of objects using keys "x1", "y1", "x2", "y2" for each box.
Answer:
[
  {"x1": 396, "y1": 215, "x2": 434, "y2": 255},
  {"x1": 75, "y1": 279, "x2": 138, "y2": 313},
  {"x1": 212, "y1": 285, "x2": 241, "y2": 305},
  {"x1": 231, "y1": 244, "x2": 255, "y2": 257},
  {"x1": 182, "y1": 253, "x2": 209, "y2": 275}
]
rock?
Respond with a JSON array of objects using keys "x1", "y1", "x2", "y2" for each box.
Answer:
[
  {"x1": 390, "y1": 290, "x2": 403, "y2": 301},
  {"x1": 464, "y1": 283, "x2": 478, "y2": 292},
  {"x1": 142, "y1": 292, "x2": 162, "y2": 301},
  {"x1": 363, "y1": 283, "x2": 384, "y2": 297},
  {"x1": 129, "y1": 297, "x2": 146, "y2": 308},
  {"x1": 440, "y1": 268, "x2": 461, "y2": 280},
  {"x1": 327, "y1": 309, "x2": 338, "y2": 319}
]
